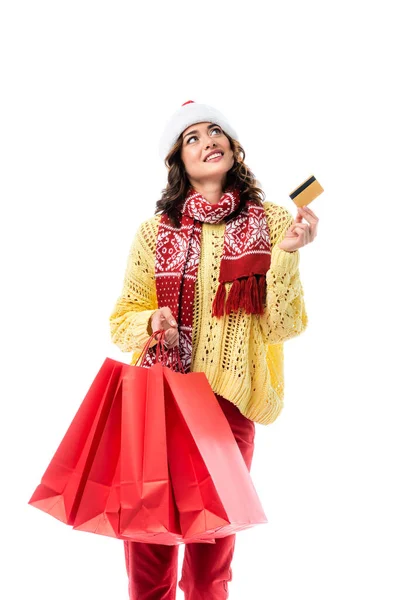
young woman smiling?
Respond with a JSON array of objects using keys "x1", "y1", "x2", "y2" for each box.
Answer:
[{"x1": 109, "y1": 100, "x2": 318, "y2": 599}]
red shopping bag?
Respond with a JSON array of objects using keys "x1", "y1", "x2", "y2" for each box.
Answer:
[
  {"x1": 135, "y1": 330, "x2": 267, "y2": 541},
  {"x1": 117, "y1": 333, "x2": 215, "y2": 545},
  {"x1": 164, "y1": 364, "x2": 268, "y2": 541},
  {"x1": 68, "y1": 366, "x2": 122, "y2": 537},
  {"x1": 71, "y1": 355, "x2": 185, "y2": 545},
  {"x1": 28, "y1": 359, "x2": 124, "y2": 526}
]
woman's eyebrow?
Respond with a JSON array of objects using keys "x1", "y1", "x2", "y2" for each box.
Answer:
[{"x1": 183, "y1": 123, "x2": 219, "y2": 140}]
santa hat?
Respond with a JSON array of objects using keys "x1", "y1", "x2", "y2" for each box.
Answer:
[{"x1": 158, "y1": 100, "x2": 238, "y2": 160}]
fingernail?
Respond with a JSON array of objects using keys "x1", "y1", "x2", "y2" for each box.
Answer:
[{"x1": 170, "y1": 320, "x2": 176, "y2": 325}]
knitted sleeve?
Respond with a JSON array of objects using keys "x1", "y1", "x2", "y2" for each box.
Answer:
[
  {"x1": 109, "y1": 220, "x2": 158, "y2": 353},
  {"x1": 260, "y1": 202, "x2": 308, "y2": 344}
]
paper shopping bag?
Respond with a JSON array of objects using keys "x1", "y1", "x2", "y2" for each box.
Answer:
[
  {"x1": 67, "y1": 366, "x2": 124, "y2": 538},
  {"x1": 163, "y1": 367, "x2": 268, "y2": 541},
  {"x1": 116, "y1": 335, "x2": 214, "y2": 545},
  {"x1": 117, "y1": 362, "x2": 182, "y2": 544},
  {"x1": 28, "y1": 358, "x2": 124, "y2": 525}
]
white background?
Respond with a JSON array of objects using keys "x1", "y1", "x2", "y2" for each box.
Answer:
[{"x1": 1, "y1": 1, "x2": 399, "y2": 598}]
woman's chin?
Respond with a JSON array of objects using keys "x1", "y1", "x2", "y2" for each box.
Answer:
[{"x1": 202, "y1": 162, "x2": 230, "y2": 176}]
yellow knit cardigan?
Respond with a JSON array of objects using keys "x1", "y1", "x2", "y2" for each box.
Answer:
[{"x1": 109, "y1": 201, "x2": 308, "y2": 426}]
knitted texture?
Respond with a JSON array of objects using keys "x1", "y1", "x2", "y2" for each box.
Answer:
[{"x1": 109, "y1": 201, "x2": 308, "y2": 425}]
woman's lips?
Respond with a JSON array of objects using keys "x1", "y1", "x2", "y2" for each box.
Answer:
[{"x1": 205, "y1": 155, "x2": 223, "y2": 163}]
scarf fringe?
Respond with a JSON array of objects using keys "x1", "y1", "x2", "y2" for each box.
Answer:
[
  {"x1": 212, "y1": 274, "x2": 266, "y2": 317},
  {"x1": 212, "y1": 281, "x2": 227, "y2": 317},
  {"x1": 225, "y1": 279, "x2": 241, "y2": 314}
]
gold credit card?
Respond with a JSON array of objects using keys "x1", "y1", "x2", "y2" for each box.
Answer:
[{"x1": 289, "y1": 175, "x2": 324, "y2": 207}]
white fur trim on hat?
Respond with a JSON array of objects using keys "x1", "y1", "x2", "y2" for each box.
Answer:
[{"x1": 159, "y1": 100, "x2": 238, "y2": 160}]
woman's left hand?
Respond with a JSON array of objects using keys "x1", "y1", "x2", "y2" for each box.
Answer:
[{"x1": 278, "y1": 205, "x2": 319, "y2": 252}]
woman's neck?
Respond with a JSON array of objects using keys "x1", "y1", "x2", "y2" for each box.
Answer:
[{"x1": 190, "y1": 182, "x2": 225, "y2": 204}]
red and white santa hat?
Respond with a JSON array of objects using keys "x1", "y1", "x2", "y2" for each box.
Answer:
[{"x1": 159, "y1": 100, "x2": 238, "y2": 160}]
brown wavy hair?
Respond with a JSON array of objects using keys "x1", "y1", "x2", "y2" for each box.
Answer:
[{"x1": 154, "y1": 129, "x2": 266, "y2": 228}]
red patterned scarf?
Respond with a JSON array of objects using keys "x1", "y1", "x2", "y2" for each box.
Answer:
[{"x1": 142, "y1": 185, "x2": 271, "y2": 372}]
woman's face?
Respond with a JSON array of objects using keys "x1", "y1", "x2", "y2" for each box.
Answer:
[{"x1": 180, "y1": 121, "x2": 234, "y2": 187}]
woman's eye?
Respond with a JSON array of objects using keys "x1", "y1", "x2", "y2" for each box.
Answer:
[{"x1": 187, "y1": 127, "x2": 221, "y2": 144}]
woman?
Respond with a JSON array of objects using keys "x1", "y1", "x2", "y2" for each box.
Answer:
[{"x1": 109, "y1": 100, "x2": 318, "y2": 599}]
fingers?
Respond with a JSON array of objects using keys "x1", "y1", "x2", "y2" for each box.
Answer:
[
  {"x1": 299, "y1": 205, "x2": 318, "y2": 220},
  {"x1": 291, "y1": 224, "x2": 310, "y2": 244},
  {"x1": 298, "y1": 206, "x2": 319, "y2": 235},
  {"x1": 297, "y1": 206, "x2": 319, "y2": 240},
  {"x1": 155, "y1": 326, "x2": 179, "y2": 346},
  {"x1": 163, "y1": 326, "x2": 179, "y2": 348},
  {"x1": 150, "y1": 310, "x2": 180, "y2": 347},
  {"x1": 151, "y1": 306, "x2": 178, "y2": 340},
  {"x1": 159, "y1": 306, "x2": 177, "y2": 328}
]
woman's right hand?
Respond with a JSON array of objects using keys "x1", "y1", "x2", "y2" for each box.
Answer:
[{"x1": 150, "y1": 307, "x2": 179, "y2": 348}]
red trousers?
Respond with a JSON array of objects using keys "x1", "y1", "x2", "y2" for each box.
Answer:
[{"x1": 123, "y1": 392, "x2": 256, "y2": 599}]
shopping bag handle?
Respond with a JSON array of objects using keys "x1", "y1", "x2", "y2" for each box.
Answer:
[{"x1": 134, "y1": 329, "x2": 185, "y2": 373}]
